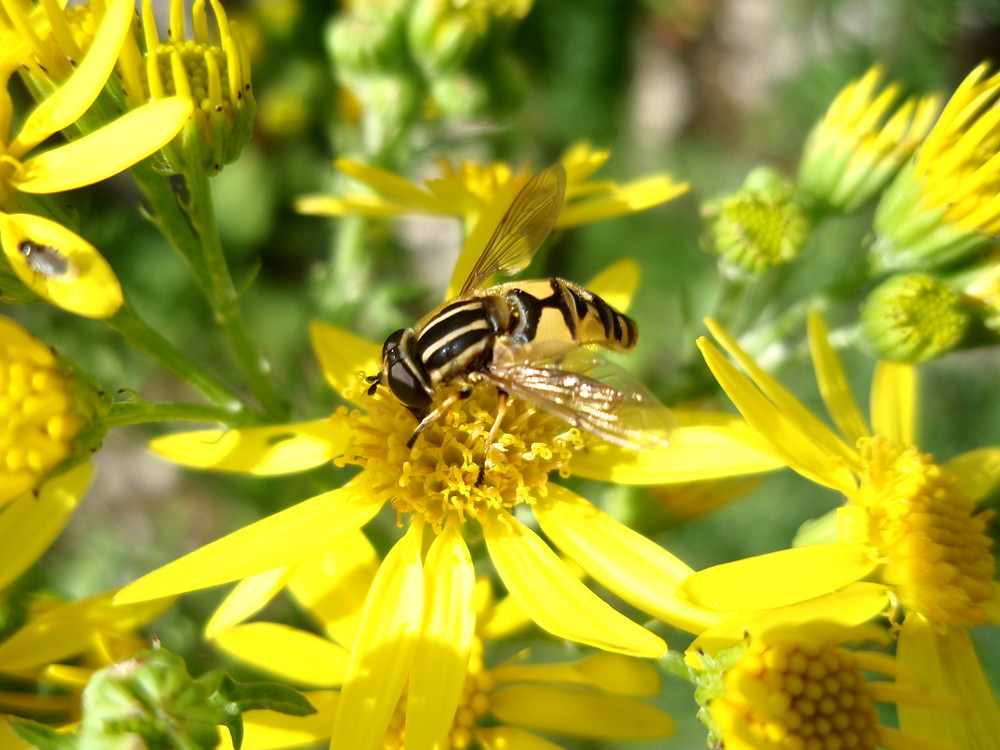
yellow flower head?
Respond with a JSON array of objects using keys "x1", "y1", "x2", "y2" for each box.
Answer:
[
  {"x1": 702, "y1": 622, "x2": 957, "y2": 750},
  {"x1": 117, "y1": 0, "x2": 256, "y2": 175},
  {"x1": 0, "y1": 0, "x2": 193, "y2": 317},
  {"x1": 205, "y1": 533, "x2": 674, "y2": 750},
  {"x1": 295, "y1": 141, "x2": 690, "y2": 235},
  {"x1": 0, "y1": 316, "x2": 110, "y2": 507},
  {"x1": 797, "y1": 66, "x2": 940, "y2": 215},
  {"x1": 872, "y1": 63, "x2": 1000, "y2": 270}
]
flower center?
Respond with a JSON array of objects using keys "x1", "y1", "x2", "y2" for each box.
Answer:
[
  {"x1": 712, "y1": 633, "x2": 881, "y2": 750},
  {"x1": 380, "y1": 638, "x2": 492, "y2": 750},
  {"x1": 0, "y1": 322, "x2": 79, "y2": 503},
  {"x1": 854, "y1": 436, "x2": 996, "y2": 626},
  {"x1": 340, "y1": 382, "x2": 579, "y2": 530}
]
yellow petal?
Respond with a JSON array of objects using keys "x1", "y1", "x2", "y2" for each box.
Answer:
[
  {"x1": 535, "y1": 485, "x2": 722, "y2": 634},
  {"x1": 309, "y1": 321, "x2": 381, "y2": 404},
  {"x1": 897, "y1": 614, "x2": 1000, "y2": 749},
  {"x1": 11, "y1": 0, "x2": 134, "y2": 154},
  {"x1": 0, "y1": 213, "x2": 123, "y2": 318},
  {"x1": 555, "y1": 176, "x2": 689, "y2": 226},
  {"x1": 870, "y1": 360, "x2": 916, "y2": 446},
  {"x1": 331, "y1": 522, "x2": 425, "y2": 750},
  {"x1": 14, "y1": 98, "x2": 193, "y2": 194},
  {"x1": 475, "y1": 726, "x2": 564, "y2": 750},
  {"x1": 477, "y1": 581, "x2": 533, "y2": 641},
  {"x1": 406, "y1": 525, "x2": 476, "y2": 750},
  {"x1": 0, "y1": 462, "x2": 92, "y2": 590},
  {"x1": 213, "y1": 623, "x2": 350, "y2": 687},
  {"x1": 944, "y1": 447, "x2": 1000, "y2": 501},
  {"x1": 704, "y1": 320, "x2": 860, "y2": 472},
  {"x1": 677, "y1": 543, "x2": 877, "y2": 612},
  {"x1": 149, "y1": 417, "x2": 350, "y2": 475},
  {"x1": 490, "y1": 684, "x2": 675, "y2": 740},
  {"x1": 698, "y1": 337, "x2": 858, "y2": 494},
  {"x1": 295, "y1": 194, "x2": 414, "y2": 218},
  {"x1": 287, "y1": 531, "x2": 379, "y2": 649},
  {"x1": 807, "y1": 310, "x2": 870, "y2": 445},
  {"x1": 205, "y1": 567, "x2": 291, "y2": 637},
  {"x1": 237, "y1": 690, "x2": 337, "y2": 750},
  {"x1": 686, "y1": 582, "x2": 891, "y2": 663},
  {"x1": 335, "y1": 159, "x2": 445, "y2": 214},
  {"x1": 571, "y1": 411, "x2": 784, "y2": 484},
  {"x1": 490, "y1": 653, "x2": 660, "y2": 696},
  {"x1": 482, "y1": 513, "x2": 666, "y2": 658},
  {"x1": 116, "y1": 475, "x2": 383, "y2": 603},
  {"x1": 585, "y1": 259, "x2": 639, "y2": 313}
]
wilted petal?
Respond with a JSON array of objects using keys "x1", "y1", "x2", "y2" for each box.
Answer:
[
  {"x1": 116, "y1": 475, "x2": 383, "y2": 603},
  {"x1": 0, "y1": 213, "x2": 122, "y2": 318},
  {"x1": 678, "y1": 543, "x2": 877, "y2": 612},
  {"x1": 331, "y1": 522, "x2": 425, "y2": 750},
  {"x1": 406, "y1": 524, "x2": 476, "y2": 750},
  {"x1": 149, "y1": 416, "x2": 351, "y2": 475},
  {"x1": 482, "y1": 513, "x2": 666, "y2": 658},
  {"x1": 213, "y1": 622, "x2": 350, "y2": 687},
  {"x1": 490, "y1": 684, "x2": 674, "y2": 739},
  {"x1": 535, "y1": 485, "x2": 722, "y2": 634},
  {"x1": 309, "y1": 321, "x2": 381, "y2": 404},
  {"x1": 14, "y1": 98, "x2": 193, "y2": 194}
]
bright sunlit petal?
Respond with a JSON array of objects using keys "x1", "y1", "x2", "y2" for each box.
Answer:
[
  {"x1": 870, "y1": 360, "x2": 916, "y2": 445},
  {"x1": 205, "y1": 567, "x2": 291, "y2": 637},
  {"x1": 213, "y1": 622, "x2": 351, "y2": 687},
  {"x1": 808, "y1": 310, "x2": 870, "y2": 444}
]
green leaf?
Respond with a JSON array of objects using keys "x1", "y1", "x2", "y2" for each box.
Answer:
[{"x1": 10, "y1": 718, "x2": 75, "y2": 750}]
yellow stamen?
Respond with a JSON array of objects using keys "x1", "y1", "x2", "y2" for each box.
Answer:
[
  {"x1": 340, "y1": 381, "x2": 580, "y2": 531},
  {"x1": 855, "y1": 437, "x2": 996, "y2": 626}
]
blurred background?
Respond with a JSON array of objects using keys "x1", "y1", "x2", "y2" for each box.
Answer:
[{"x1": 9, "y1": 0, "x2": 1000, "y2": 746}]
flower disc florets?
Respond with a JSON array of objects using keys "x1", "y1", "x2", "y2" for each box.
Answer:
[
  {"x1": 853, "y1": 437, "x2": 995, "y2": 627},
  {"x1": 340, "y1": 383, "x2": 579, "y2": 530}
]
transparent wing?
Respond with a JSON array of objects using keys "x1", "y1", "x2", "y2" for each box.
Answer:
[
  {"x1": 460, "y1": 163, "x2": 566, "y2": 294},
  {"x1": 483, "y1": 348, "x2": 676, "y2": 450}
]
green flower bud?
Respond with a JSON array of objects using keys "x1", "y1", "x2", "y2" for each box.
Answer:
[
  {"x1": 861, "y1": 273, "x2": 972, "y2": 362},
  {"x1": 704, "y1": 168, "x2": 810, "y2": 275}
]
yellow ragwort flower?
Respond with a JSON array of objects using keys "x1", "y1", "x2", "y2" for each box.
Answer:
[
  {"x1": 700, "y1": 622, "x2": 958, "y2": 750},
  {"x1": 116, "y1": 0, "x2": 256, "y2": 175},
  {"x1": 686, "y1": 310, "x2": 1000, "y2": 748},
  {"x1": 872, "y1": 63, "x2": 1000, "y2": 270},
  {"x1": 116, "y1": 176, "x2": 783, "y2": 750},
  {"x1": 797, "y1": 66, "x2": 940, "y2": 215},
  {"x1": 204, "y1": 530, "x2": 674, "y2": 750},
  {"x1": 0, "y1": 0, "x2": 192, "y2": 317},
  {"x1": 0, "y1": 316, "x2": 110, "y2": 507}
]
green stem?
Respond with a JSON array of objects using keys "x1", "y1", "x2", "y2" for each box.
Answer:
[
  {"x1": 129, "y1": 159, "x2": 287, "y2": 420},
  {"x1": 106, "y1": 399, "x2": 237, "y2": 428},
  {"x1": 106, "y1": 299, "x2": 242, "y2": 411}
]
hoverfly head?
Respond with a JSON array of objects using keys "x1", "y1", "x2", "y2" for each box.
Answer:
[{"x1": 377, "y1": 328, "x2": 433, "y2": 412}]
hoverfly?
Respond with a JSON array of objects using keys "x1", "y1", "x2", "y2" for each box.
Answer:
[{"x1": 367, "y1": 163, "x2": 675, "y2": 456}]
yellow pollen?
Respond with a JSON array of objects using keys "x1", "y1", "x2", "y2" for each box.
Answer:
[
  {"x1": 713, "y1": 635, "x2": 881, "y2": 750},
  {"x1": 854, "y1": 436, "x2": 996, "y2": 626},
  {"x1": 341, "y1": 382, "x2": 579, "y2": 531},
  {"x1": 379, "y1": 638, "x2": 491, "y2": 750},
  {"x1": 0, "y1": 331, "x2": 79, "y2": 501}
]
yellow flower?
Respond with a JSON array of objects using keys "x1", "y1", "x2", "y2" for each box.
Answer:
[
  {"x1": 0, "y1": 315, "x2": 110, "y2": 507},
  {"x1": 296, "y1": 141, "x2": 689, "y2": 239},
  {"x1": 698, "y1": 621, "x2": 959, "y2": 750},
  {"x1": 687, "y1": 310, "x2": 1000, "y2": 748},
  {"x1": 0, "y1": 461, "x2": 171, "y2": 739},
  {"x1": 205, "y1": 531, "x2": 674, "y2": 750},
  {"x1": 117, "y1": 0, "x2": 256, "y2": 175},
  {"x1": 797, "y1": 66, "x2": 940, "y2": 214},
  {"x1": 872, "y1": 63, "x2": 1000, "y2": 270},
  {"x1": 0, "y1": 0, "x2": 193, "y2": 317}
]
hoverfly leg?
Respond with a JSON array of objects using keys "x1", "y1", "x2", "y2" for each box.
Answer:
[
  {"x1": 476, "y1": 390, "x2": 510, "y2": 487},
  {"x1": 405, "y1": 390, "x2": 466, "y2": 449}
]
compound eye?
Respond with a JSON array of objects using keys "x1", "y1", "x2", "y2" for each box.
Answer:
[
  {"x1": 387, "y1": 359, "x2": 432, "y2": 410},
  {"x1": 382, "y1": 329, "x2": 405, "y2": 361}
]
